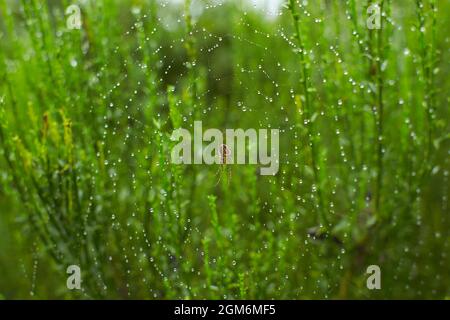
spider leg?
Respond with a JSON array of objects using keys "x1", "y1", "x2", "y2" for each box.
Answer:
[
  {"x1": 215, "y1": 170, "x2": 222, "y2": 186},
  {"x1": 215, "y1": 165, "x2": 224, "y2": 186},
  {"x1": 215, "y1": 155, "x2": 224, "y2": 176}
]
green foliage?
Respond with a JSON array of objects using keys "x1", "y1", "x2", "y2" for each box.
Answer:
[{"x1": 0, "y1": 0, "x2": 448, "y2": 299}]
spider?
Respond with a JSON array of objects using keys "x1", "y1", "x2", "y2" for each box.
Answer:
[{"x1": 215, "y1": 143, "x2": 232, "y2": 186}]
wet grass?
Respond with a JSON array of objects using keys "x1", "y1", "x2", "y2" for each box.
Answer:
[{"x1": 0, "y1": 0, "x2": 449, "y2": 299}]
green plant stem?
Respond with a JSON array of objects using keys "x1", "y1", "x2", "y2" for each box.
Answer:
[{"x1": 288, "y1": 0, "x2": 326, "y2": 227}]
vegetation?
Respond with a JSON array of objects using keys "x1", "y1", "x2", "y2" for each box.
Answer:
[{"x1": 0, "y1": 0, "x2": 448, "y2": 299}]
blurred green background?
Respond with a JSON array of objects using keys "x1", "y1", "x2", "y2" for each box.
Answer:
[{"x1": 0, "y1": 0, "x2": 449, "y2": 299}]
